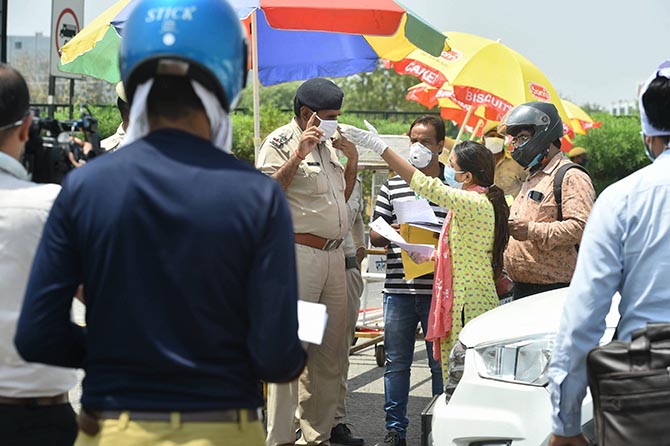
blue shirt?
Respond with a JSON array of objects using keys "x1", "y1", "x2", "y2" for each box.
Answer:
[
  {"x1": 548, "y1": 149, "x2": 670, "y2": 436},
  {"x1": 15, "y1": 129, "x2": 306, "y2": 411}
]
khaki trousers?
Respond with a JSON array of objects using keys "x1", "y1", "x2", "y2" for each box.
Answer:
[
  {"x1": 266, "y1": 245, "x2": 348, "y2": 446},
  {"x1": 334, "y1": 265, "x2": 364, "y2": 423},
  {"x1": 75, "y1": 411, "x2": 264, "y2": 446}
]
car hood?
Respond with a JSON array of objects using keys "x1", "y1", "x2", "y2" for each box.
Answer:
[{"x1": 459, "y1": 288, "x2": 620, "y2": 348}]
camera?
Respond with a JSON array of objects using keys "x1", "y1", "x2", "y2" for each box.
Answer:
[{"x1": 22, "y1": 105, "x2": 104, "y2": 184}]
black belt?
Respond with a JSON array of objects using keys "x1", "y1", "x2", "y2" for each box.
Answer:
[
  {"x1": 92, "y1": 408, "x2": 262, "y2": 423},
  {"x1": 0, "y1": 393, "x2": 68, "y2": 406},
  {"x1": 345, "y1": 256, "x2": 359, "y2": 269}
]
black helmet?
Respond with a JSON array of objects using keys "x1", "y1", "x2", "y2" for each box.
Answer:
[{"x1": 497, "y1": 102, "x2": 564, "y2": 169}]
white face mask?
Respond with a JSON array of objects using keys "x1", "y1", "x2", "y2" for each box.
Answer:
[
  {"x1": 408, "y1": 142, "x2": 437, "y2": 169},
  {"x1": 318, "y1": 119, "x2": 338, "y2": 142},
  {"x1": 484, "y1": 137, "x2": 505, "y2": 154}
]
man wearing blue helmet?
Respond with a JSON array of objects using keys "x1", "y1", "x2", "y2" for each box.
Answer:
[
  {"x1": 14, "y1": 1, "x2": 306, "y2": 445},
  {"x1": 257, "y1": 78, "x2": 361, "y2": 446},
  {"x1": 497, "y1": 102, "x2": 595, "y2": 300}
]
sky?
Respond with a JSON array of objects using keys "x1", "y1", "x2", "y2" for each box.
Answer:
[{"x1": 7, "y1": 0, "x2": 669, "y2": 108}]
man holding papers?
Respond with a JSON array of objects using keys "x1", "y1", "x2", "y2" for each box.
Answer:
[{"x1": 369, "y1": 116, "x2": 447, "y2": 446}]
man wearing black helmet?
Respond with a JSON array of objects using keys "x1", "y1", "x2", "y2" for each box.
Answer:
[
  {"x1": 497, "y1": 102, "x2": 595, "y2": 300},
  {"x1": 14, "y1": 0, "x2": 306, "y2": 445}
]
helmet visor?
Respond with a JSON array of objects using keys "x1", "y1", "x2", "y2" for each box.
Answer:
[{"x1": 497, "y1": 105, "x2": 551, "y2": 136}]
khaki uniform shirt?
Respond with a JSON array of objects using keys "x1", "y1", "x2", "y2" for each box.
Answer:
[
  {"x1": 504, "y1": 153, "x2": 595, "y2": 285},
  {"x1": 343, "y1": 178, "x2": 365, "y2": 258},
  {"x1": 256, "y1": 119, "x2": 348, "y2": 240},
  {"x1": 495, "y1": 153, "x2": 528, "y2": 200},
  {"x1": 101, "y1": 124, "x2": 126, "y2": 152}
]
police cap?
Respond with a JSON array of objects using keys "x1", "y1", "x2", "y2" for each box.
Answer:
[{"x1": 294, "y1": 78, "x2": 344, "y2": 115}]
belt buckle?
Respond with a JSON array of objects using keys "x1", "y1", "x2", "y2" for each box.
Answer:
[{"x1": 323, "y1": 238, "x2": 342, "y2": 251}]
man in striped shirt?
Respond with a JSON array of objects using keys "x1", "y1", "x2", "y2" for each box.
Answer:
[{"x1": 370, "y1": 115, "x2": 448, "y2": 446}]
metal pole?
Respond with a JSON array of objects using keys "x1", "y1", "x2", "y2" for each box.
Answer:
[
  {"x1": 48, "y1": 76, "x2": 56, "y2": 118},
  {"x1": 69, "y1": 78, "x2": 75, "y2": 119},
  {"x1": 0, "y1": 0, "x2": 7, "y2": 63},
  {"x1": 251, "y1": 9, "x2": 261, "y2": 160}
]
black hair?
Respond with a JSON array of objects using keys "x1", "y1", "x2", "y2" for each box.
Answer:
[
  {"x1": 453, "y1": 141, "x2": 510, "y2": 279},
  {"x1": 408, "y1": 115, "x2": 446, "y2": 143},
  {"x1": 147, "y1": 75, "x2": 204, "y2": 120},
  {"x1": 0, "y1": 64, "x2": 29, "y2": 129},
  {"x1": 642, "y1": 75, "x2": 670, "y2": 132}
]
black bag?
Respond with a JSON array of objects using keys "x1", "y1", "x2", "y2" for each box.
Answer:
[{"x1": 587, "y1": 323, "x2": 670, "y2": 446}]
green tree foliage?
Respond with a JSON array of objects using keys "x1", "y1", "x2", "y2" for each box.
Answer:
[{"x1": 572, "y1": 112, "x2": 648, "y2": 194}]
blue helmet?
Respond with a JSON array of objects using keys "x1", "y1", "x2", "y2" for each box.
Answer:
[{"x1": 119, "y1": 0, "x2": 248, "y2": 112}]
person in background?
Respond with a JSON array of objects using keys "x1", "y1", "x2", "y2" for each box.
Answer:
[
  {"x1": 497, "y1": 102, "x2": 595, "y2": 300},
  {"x1": 481, "y1": 121, "x2": 528, "y2": 202},
  {"x1": 14, "y1": 1, "x2": 305, "y2": 445},
  {"x1": 331, "y1": 174, "x2": 366, "y2": 446},
  {"x1": 547, "y1": 61, "x2": 670, "y2": 446},
  {"x1": 0, "y1": 63, "x2": 78, "y2": 446},
  {"x1": 100, "y1": 81, "x2": 130, "y2": 152},
  {"x1": 256, "y1": 77, "x2": 360, "y2": 446},
  {"x1": 567, "y1": 146, "x2": 588, "y2": 167},
  {"x1": 370, "y1": 116, "x2": 447, "y2": 446}
]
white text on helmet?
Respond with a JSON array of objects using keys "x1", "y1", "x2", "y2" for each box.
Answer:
[{"x1": 146, "y1": 6, "x2": 197, "y2": 23}]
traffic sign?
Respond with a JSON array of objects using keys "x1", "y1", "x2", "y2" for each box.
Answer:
[{"x1": 50, "y1": 0, "x2": 84, "y2": 78}]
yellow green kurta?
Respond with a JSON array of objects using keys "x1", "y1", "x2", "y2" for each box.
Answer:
[{"x1": 410, "y1": 171, "x2": 498, "y2": 378}]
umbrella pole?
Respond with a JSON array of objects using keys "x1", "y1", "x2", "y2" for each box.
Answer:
[
  {"x1": 454, "y1": 105, "x2": 474, "y2": 145},
  {"x1": 469, "y1": 120, "x2": 484, "y2": 140},
  {"x1": 252, "y1": 9, "x2": 261, "y2": 160}
]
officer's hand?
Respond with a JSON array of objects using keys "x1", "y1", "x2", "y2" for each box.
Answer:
[
  {"x1": 297, "y1": 112, "x2": 323, "y2": 160},
  {"x1": 549, "y1": 433, "x2": 589, "y2": 446},
  {"x1": 333, "y1": 128, "x2": 358, "y2": 160},
  {"x1": 508, "y1": 218, "x2": 530, "y2": 241},
  {"x1": 390, "y1": 223, "x2": 401, "y2": 234},
  {"x1": 343, "y1": 120, "x2": 388, "y2": 155}
]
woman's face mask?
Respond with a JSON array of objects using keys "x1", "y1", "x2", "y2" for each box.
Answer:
[
  {"x1": 443, "y1": 165, "x2": 465, "y2": 189},
  {"x1": 318, "y1": 119, "x2": 338, "y2": 142},
  {"x1": 408, "y1": 142, "x2": 437, "y2": 169}
]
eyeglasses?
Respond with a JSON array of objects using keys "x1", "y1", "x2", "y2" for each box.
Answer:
[
  {"x1": 0, "y1": 111, "x2": 30, "y2": 132},
  {"x1": 510, "y1": 134, "x2": 531, "y2": 148}
]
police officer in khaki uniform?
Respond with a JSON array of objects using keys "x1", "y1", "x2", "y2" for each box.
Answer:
[
  {"x1": 256, "y1": 78, "x2": 359, "y2": 446},
  {"x1": 331, "y1": 176, "x2": 366, "y2": 446}
]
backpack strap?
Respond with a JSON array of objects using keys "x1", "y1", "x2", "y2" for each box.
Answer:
[{"x1": 554, "y1": 163, "x2": 589, "y2": 221}]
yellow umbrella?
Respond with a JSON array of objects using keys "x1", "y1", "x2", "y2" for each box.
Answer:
[
  {"x1": 373, "y1": 31, "x2": 575, "y2": 140},
  {"x1": 561, "y1": 99, "x2": 602, "y2": 135},
  {"x1": 406, "y1": 82, "x2": 488, "y2": 133}
]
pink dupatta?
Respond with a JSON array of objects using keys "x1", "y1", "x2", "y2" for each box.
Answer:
[{"x1": 425, "y1": 185, "x2": 489, "y2": 361}]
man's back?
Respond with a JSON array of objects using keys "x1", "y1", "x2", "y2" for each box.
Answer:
[
  {"x1": 0, "y1": 165, "x2": 76, "y2": 396},
  {"x1": 16, "y1": 129, "x2": 305, "y2": 411},
  {"x1": 578, "y1": 150, "x2": 670, "y2": 340}
]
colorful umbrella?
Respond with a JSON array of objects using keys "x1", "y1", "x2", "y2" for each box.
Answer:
[
  {"x1": 383, "y1": 31, "x2": 574, "y2": 141},
  {"x1": 406, "y1": 83, "x2": 488, "y2": 132},
  {"x1": 59, "y1": 0, "x2": 450, "y2": 150},
  {"x1": 561, "y1": 99, "x2": 602, "y2": 135}
]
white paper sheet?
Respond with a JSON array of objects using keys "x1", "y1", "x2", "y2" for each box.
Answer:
[
  {"x1": 297, "y1": 300, "x2": 328, "y2": 345},
  {"x1": 369, "y1": 217, "x2": 435, "y2": 258},
  {"x1": 394, "y1": 199, "x2": 439, "y2": 225}
]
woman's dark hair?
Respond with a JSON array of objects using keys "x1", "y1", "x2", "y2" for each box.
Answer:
[{"x1": 453, "y1": 140, "x2": 510, "y2": 279}]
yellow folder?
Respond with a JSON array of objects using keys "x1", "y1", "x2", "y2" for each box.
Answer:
[{"x1": 400, "y1": 223, "x2": 441, "y2": 281}]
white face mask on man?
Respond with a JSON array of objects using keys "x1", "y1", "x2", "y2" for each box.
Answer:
[
  {"x1": 408, "y1": 142, "x2": 437, "y2": 169},
  {"x1": 484, "y1": 137, "x2": 505, "y2": 154},
  {"x1": 318, "y1": 119, "x2": 338, "y2": 142}
]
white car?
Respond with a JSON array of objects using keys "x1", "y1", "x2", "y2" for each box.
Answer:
[{"x1": 427, "y1": 287, "x2": 620, "y2": 446}]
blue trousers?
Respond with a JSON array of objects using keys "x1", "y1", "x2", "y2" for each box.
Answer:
[{"x1": 383, "y1": 293, "x2": 443, "y2": 437}]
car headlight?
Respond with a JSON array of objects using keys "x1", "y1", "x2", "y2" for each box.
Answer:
[
  {"x1": 473, "y1": 333, "x2": 555, "y2": 386},
  {"x1": 444, "y1": 340, "x2": 466, "y2": 404}
]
